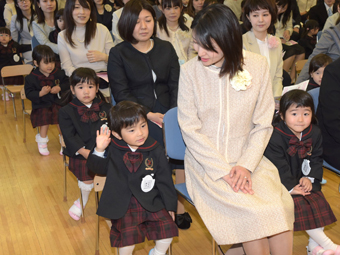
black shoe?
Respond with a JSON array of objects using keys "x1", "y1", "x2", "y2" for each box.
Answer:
[{"x1": 175, "y1": 212, "x2": 192, "y2": 229}]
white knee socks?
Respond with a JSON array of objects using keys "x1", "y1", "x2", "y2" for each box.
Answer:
[
  {"x1": 78, "y1": 180, "x2": 93, "y2": 207},
  {"x1": 306, "y1": 227, "x2": 338, "y2": 251},
  {"x1": 152, "y1": 238, "x2": 173, "y2": 255},
  {"x1": 118, "y1": 245, "x2": 135, "y2": 255}
]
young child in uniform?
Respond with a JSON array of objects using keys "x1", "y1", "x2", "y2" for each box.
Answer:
[
  {"x1": 25, "y1": 45, "x2": 69, "y2": 155},
  {"x1": 87, "y1": 101, "x2": 178, "y2": 255},
  {"x1": 306, "y1": 54, "x2": 332, "y2": 91},
  {"x1": 264, "y1": 90, "x2": 339, "y2": 255},
  {"x1": 0, "y1": 26, "x2": 29, "y2": 100},
  {"x1": 58, "y1": 67, "x2": 111, "y2": 221}
]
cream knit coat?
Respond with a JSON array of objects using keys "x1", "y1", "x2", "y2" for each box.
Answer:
[{"x1": 178, "y1": 51, "x2": 294, "y2": 244}]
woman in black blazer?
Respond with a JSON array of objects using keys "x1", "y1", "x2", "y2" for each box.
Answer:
[{"x1": 107, "y1": 0, "x2": 179, "y2": 145}]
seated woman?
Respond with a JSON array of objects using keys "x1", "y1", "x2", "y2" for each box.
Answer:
[
  {"x1": 10, "y1": 0, "x2": 35, "y2": 63},
  {"x1": 242, "y1": 0, "x2": 283, "y2": 97},
  {"x1": 156, "y1": 0, "x2": 196, "y2": 65},
  {"x1": 107, "y1": 0, "x2": 179, "y2": 146},
  {"x1": 58, "y1": 0, "x2": 114, "y2": 93},
  {"x1": 93, "y1": 0, "x2": 114, "y2": 31},
  {"x1": 275, "y1": 0, "x2": 305, "y2": 83},
  {"x1": 296, "y1": 17, "x2": 340, "y2": 83},
  {"x1": 186, "y1": 0, "x2": 204, "y2": 17},
  {"x1": 32, "y1": 0, "x2": 59, "y2": 54}
]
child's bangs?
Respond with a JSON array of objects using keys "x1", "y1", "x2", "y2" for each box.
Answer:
[
  {"x1": 42, "y1": 53, "x2": 56, "y2": 64},
  {"x1": 162, "y1": 0, "x2": 182, "y2": 9},
  {"x1": 121, "y1": 114, "x2": 146, "y2": 129}
]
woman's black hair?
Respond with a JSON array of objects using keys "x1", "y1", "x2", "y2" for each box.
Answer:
[
  {"x1": 308, "y1": 53, "x2": 332, "y2": 74},
  {"x1": 108, "y1": 101, "x2": 148, "y2": 137},
  {"x1": 242, "y1": 0, "x2": 278, "y2": 34},
  {"x1": 191, "y1": 4, "x2": 244, "y2": 79},
  {"x1": 158, "y1": 0, "x2": 189, "y2": 37},
  {"x1": 32, "y1": 44, "x2": 55, "y2": 64},
  {"x1": 187, "y1": 0, "x2": 204, "y2": 18},
  {"x1": 118, "y1": 0, "x2": 157, "y2": 44},
  {"x1": 274, "y1": 89, "x2": 317, "y2": 125},
  {"x1": 34, "y1": 0, "x2": 58, "y2": 24},
  {"x1": 14, "y1": 0, "x2": 35, "y2": 32},
  {"x1": 276, "y1": 0, "x2": 291, "y2": 28},
  {"x1": 60, "y1": 67, "x2": 105, "y2": 106},
  {"x1": 54, "y1": 8, "x2": 64, "y2": 31},
  {"x1": 301, "y1": 19, "x2": 319, "y2": 39},
  {"x1": 64, "y1": 0, "x2": 97, "y2": 48}
]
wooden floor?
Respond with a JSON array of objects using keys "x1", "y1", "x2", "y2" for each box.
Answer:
[{"x1": 0, "y1": 96, "x2": 340, "y2": 255}]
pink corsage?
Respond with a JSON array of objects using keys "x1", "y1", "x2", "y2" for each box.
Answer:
[{"x1": 268, "y1": 35, "x2": 280, "y2": 49}]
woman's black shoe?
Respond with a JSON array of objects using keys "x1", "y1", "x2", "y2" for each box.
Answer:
[{"x1": 175, "y1": 212, "x2": 192, "y2": 229}]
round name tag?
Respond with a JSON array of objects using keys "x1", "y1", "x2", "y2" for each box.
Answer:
[
  {"x1": 302, "y1": 159, "x2": 311, "y2": 176},
  {"x1": 141, "y1": 174, "x2": 155, "y2": 193},
  {"x1": 13, "y1": 54, "x2": 20, "y2": 62}
]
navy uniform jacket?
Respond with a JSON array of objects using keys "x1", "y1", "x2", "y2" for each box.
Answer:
[
  {"x1": 264, "y1": 121, "x2": 323, "y2": 192},
  {"x1": 58, "y1": 97, "x2": 112, "y2": 159},
  {"x1": 86, "y1": 136, "x2": 178, "y2": 220},
  {"x1": 0, "y1": 39, "x2": 29, "y2": 69},
  {"x1": 25, "y1": 68, "x2": 69, "y2": 109}
]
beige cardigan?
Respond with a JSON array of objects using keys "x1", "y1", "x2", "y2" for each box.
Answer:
[
  {"x1": 243, "y1": 31, "x2": 283, "y2": 97},
  {"x1": 178, "y1": 51, "x2": 294, "y2": 244}
]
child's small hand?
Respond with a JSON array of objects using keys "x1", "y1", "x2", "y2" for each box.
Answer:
[
  {"x1": 168, "y1": 211, "x2": 175, "y2": 221},
  {"x1": 291, "y1": 184, "x2": 311, "y2": 196},
  {"x1": 78, "y1": 148, "x2": 90, "y2": 159},
  {"x1": 39, "y1": 86, "x2": 51, "y2": 97},
  {"x1": 96, "y1": 126, "x2": 111, "y2": 152},
  {"x1": 50, "y1": 85, "x2": 61, "y2": 94},
  {"x1": 299, "y1": 177, "x2": 312, "y2": 193}
]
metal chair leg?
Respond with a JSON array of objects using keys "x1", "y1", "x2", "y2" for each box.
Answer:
[
  {"x1": 11, "y1": 93, "x2": 17, "y2": 120},
  {"x1": 4, "y1": 87, "x2": 7, "y2": 114},
  {"x1": 79, "y1": 188, "x2": 85, "y2": 223},
  {"x1": 63, "y1": 153, "x2": 67, "y2": 202},
  {"x1": 95, "y1": 192, "x2": 100, "y2": 255},
  {"x1": 23, "y1": 111, "x2": 26, "y2": 143}
]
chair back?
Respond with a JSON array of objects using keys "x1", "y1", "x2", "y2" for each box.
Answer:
[
  {"x1": 1, "y1": 64, "x2": 33, "y2": 79},
  {"x1": 308, "y1": 87, "x2": 320, "y2": 111},
  {"x1": 94, "y1": 176, "x2": 107, "y2": 192},
  {"x1": 295, "y1": 59, "x2": 308, "y2": 77},
  {"x1": 162, "y1": 107, "x2": 186, "y2": 161}
]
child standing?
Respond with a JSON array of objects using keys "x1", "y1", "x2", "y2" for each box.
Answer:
[
  {"x1": 299, "y1": 20, "x2": 319, "y2": 59},
  {"x1": 87, "y1": 101, "x2": 178, "y2": 255},
  {"x1": 264, "y1": 90, "x2": 339, "y2": 255},
  {"x1": 58, "y1": 67, "x2": 111, "y2": 221},
  {"x1": 307, "y1": 54, "x2": 332, "y2": 91},
  {"x1": 25, "y1": 45, "x2": 69, "y2": 156}
]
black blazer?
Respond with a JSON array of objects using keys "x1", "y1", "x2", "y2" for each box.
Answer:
[
  {"x1": 87, "y1": 136, "x2": 178, "y2": 219},
  {"x1": 95, "y1": 4, "x2": 114, "y2": 31},
  {"x1": 58, "y1": 97, "x2": 112, "y2": 158},
  {"x1": 25, "y1": 68, "x2": 69, "y2": 110},
  {"x1": 107, "y1": 37, "x2": 179, "y2": 113},
  {"x1": 317, "y1": 58, "x2": 340, "y2": 169},
  {"x1": 264, "y1": 121, "x2": 323, "y2": 192},
  {"x1": 309, "y1": 2, "x2": 337, "y2": 30}
]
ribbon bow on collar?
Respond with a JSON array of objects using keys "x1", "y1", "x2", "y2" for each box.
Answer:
[
  {"x1": 38, "y1": 74, "x2": 55, "y2": 87},
  {"x1": 123, "y1": 152, "x2": 143, "y2": 173},
  {"x1": 77, "y1": 103, "x2": 100, "y2": 123},
  {"x1": 287, "y1": 137, "x2": 312, "y2": 158}
]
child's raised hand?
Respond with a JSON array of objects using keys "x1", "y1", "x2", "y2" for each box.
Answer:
[
  {"x1": 95, "y1": 126, "x2": 111, "y2": 152},
  {"x1": 299, "y1": 177, "x2": 312, "y2": 193},
  {"x1": 50, "y1": 85, "x2": 61, "y2": 94},
  {"x1": 39, "y1": 86, "x2": 51, "y2": 97}
]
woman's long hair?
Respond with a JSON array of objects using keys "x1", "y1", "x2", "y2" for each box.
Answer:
[
  {"x1": 14, "y1": 0, "x2": 35, "y2": 32},
  {"x1": 63, "y1": 0, "x2": 97, "y2": 48},
  {"x1": 158, "y1": 0, "x2": 189, "y2": 37},
  {"x1": 34, "y1": 0, "x2": 58, "y2": 24},
  {"x1": 276, "y1": 0, "x2": 291, "y2": 28}
]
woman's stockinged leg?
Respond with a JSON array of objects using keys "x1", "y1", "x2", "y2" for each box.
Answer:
[
  {"x1": 242, "y1": 237, "x2": 270, "y2": 255},
  {"x1": 268, "y1": 230, "x2": 293, "y2": 255}
]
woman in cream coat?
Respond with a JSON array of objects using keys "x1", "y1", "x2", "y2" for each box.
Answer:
[
  {"x1": 178, "y1": 4, "x2": 294, "y2": 253},
  {"x1": 242, "y1": 0, "x2": 283, "y2": 97}
]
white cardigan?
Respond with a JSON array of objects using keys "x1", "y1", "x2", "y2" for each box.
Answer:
[
  {"x1": 32, "y1": 20, "x2": 58, "y2": 54},
  {"x1": 58, "y1": 23, "x2": 114, "y2": 76}
]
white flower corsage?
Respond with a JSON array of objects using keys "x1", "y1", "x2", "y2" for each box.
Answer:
[
  {"x1": 268, "y1": 35, "x2": 280, "y2": 49},
  {"x1": 230, "y1": 69, "x2": 252, "y2": 91},
  {"x1": 105, "y1": 4, "x2": 112, "y2": 12}
]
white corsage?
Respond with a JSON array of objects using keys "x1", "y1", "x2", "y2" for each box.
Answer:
[
  {"x1": 230, "y1": 69, "x2": 252, "y2": 91},
  {"x1": 105, "y1": 4, "x2": 112, "y2": 12}
]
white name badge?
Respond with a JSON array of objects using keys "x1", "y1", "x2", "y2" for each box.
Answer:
[
  {"x1": 302, "y1": 159, "x2": 311, "y2": 176},
  {"x1": 141, "y1": 174, "x2": 155, "y2": 193}
]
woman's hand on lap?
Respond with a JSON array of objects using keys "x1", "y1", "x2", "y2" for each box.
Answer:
[
  {"x1": 86, "y1": 50, "x2": 108, "y2": 63},
  {"x1": 229, "y1": 166, "x2": 254, "y2": 194},
  {"x1": 283, "y1": 30, "x2": 290, "y2": 41}
]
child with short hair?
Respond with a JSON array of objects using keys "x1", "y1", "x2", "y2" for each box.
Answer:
[
  {"x1": 0, "y1": 26, "x2": 28, "y2": 100},
  {"x1": 264, "y1": 90, "x2": 339, "y2": 255},
  {"x1": 25, "y1": 44, "x2": 69, "y2": 156},
  {"x1": 307, "y1": 53, "x2": 332, "y2": 91},
  {"x1": 59, "y1": 67, "x2": 111, "y2": 221},
  {"x1": 87, "y1": 101, "x2": 178, "y2": 255}
]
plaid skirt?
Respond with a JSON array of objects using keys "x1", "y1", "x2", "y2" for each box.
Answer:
[
  {"x1": 110, "y1": 196, "x2": 178, "y2": 247},
  {"x1": 293, "y1": 191, "x2": 337, "y2": 231},
  {"x1": 68, "y1": 157, "x2": 95, "y2": 181},
  {"x1": 30, "y1": 104, "x2": 61, "y2": 128}
]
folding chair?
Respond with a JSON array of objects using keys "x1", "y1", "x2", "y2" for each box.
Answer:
[
  {"x1": 94, "y1": 175, "x2": 107, "y2": 255},
  {"x1": 295, "y1": 59, "x2": 308, "y2": 78},
  {"x1": 163, "y1": 107, "x2": 217, "y2": 255},
  {"x1": 20, "y1": 87, "x2": 39, "y2": 142},
  {"x1": 1, "y1": 64, "x2": 33, "y2": 120}
]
